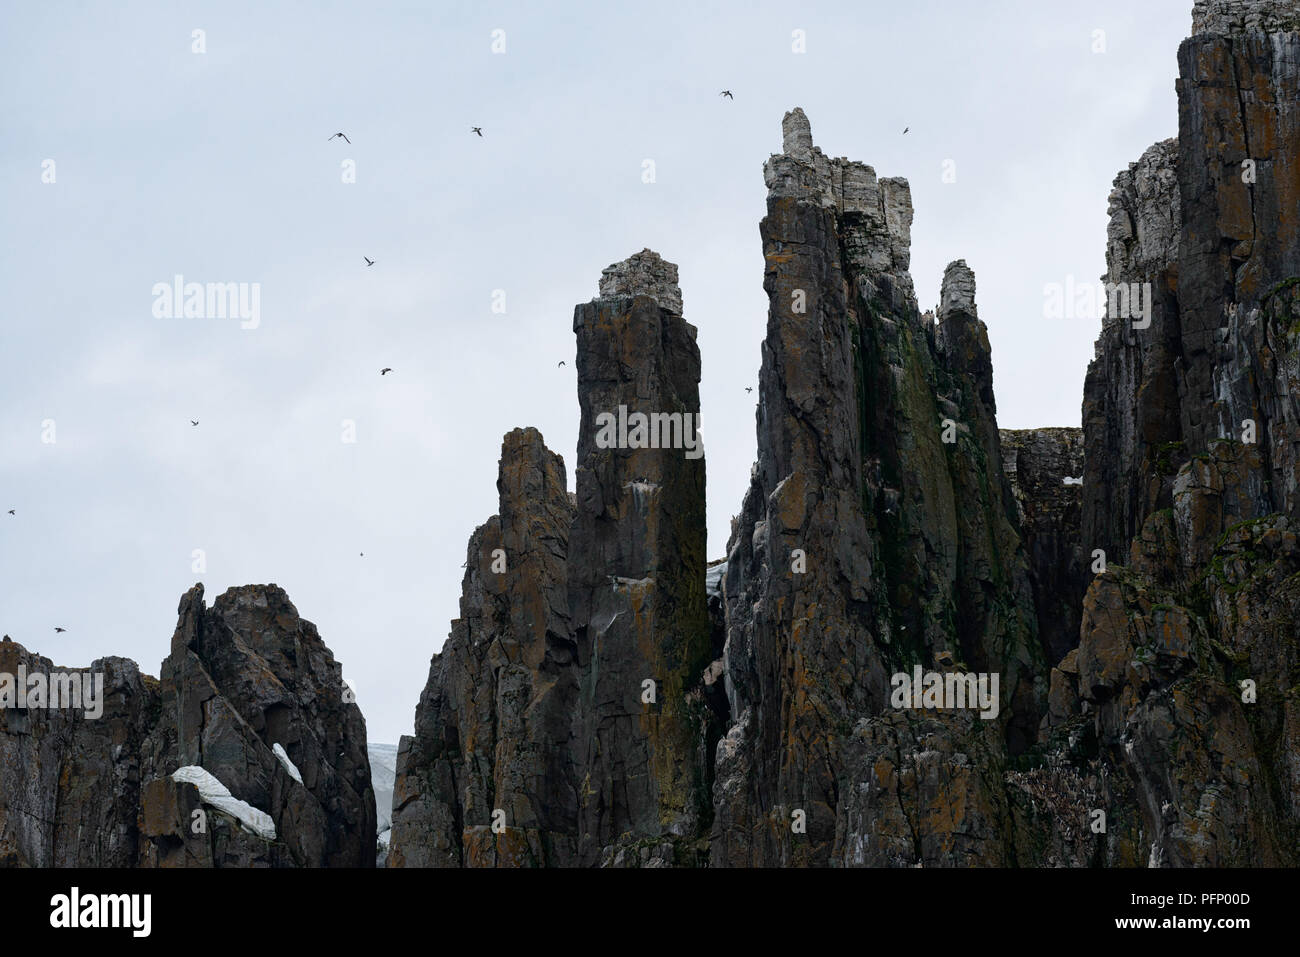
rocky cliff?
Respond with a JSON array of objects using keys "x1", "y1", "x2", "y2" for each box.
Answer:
[
  {"x1": 0, "y1": 586, "x2": 376, "y2": 867},
  {"x1": 1001, "y1": 427, "x2": 1086, "y2": 665},
  {"x1": 712, "y1": 112, "x2": 1047, "y2": 867},
  {"x1": 390, "y1": 113, "x2": 1084, "y2": 868},
  {"x1": 388, "y1": 428, "x2": 580, "y2": 867},
  {"x1": 1062, "y1": 0, "x2": 1300, "y2": 866},
  {"x1": 8, "y1": 0, "x2": 1297, "y2": 872},
  {"x1": 389, "y1": 253, "x2": 718, "y2": 867},
  {"x1": 0, "y1": 641, "x2": 158, "y2": 867},
  {"x1": 389, "y1": 0, "x2": 1300, "y2": 862}
]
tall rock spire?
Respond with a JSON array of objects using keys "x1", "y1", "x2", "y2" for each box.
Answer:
[
  {"x1": 713, "y1": 109, "x2": 1042, "y2": 867},
  {"x1": 390, "y1": 253, "x2": 716, "y2": 867},
  {"x1": 388, "y1": 428, "x2": 579, "y2": 867},
  {"x1": 1067, "y1": 0, "x2": 1300, "y2": 867},
  {"x1": 569, "y1": 249, "x2": 711, "y2": 864}
]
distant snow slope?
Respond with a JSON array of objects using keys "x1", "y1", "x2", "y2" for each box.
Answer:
[{"x1": 368, "y1": 743, "x2": 398, "y2": 845}]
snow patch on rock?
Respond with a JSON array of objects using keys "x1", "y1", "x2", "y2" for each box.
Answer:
[
  {"x1": 172, "y1": 765, "x2": 276, "y2": 841},
  {"x1": 272, "y1": 743, "x2": 303, "y2": 785}
]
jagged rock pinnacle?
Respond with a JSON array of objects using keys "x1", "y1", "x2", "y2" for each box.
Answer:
[
  {"x1": 597, "y1": 248, "x2": 683, "y2": 316},
  {"x1": 781, "y1": 107, "x2": 814, "y2": 162},
  {"x1": 939, "y1": 259, "x2": 978, "y2": 319},
  {"x1": 1191, "y1": 0, "x2": 1300, "y2": 34},
  {"x1": 765, "y1": 108, "x2": 917, "y2": 306}
]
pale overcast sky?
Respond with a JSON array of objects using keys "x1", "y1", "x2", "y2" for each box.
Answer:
[{"x1": 1, "y1": 0, "x2": 1190, "y2": 744}]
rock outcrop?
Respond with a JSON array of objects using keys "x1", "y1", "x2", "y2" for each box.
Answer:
[
  {"x1": 138, "y1": 585, "x2": 375, "y2": 867},
  {"x1": 1061, "y1": 1, "x2": 1300, "y2": 866},
  {"x1": 1000, "y1": 427, "x2": 1086, "y2": 665},
  {"x1": 391, "y1": 21, "x2": 1300, "y2": 858},
  {"x1": 1081, "y1": 138, "x2": 1183, "y2": 563},
  {"x1": 570, "y1": 249, "x2": 713, "y2": 865},
  {"x1": 389, "y1": 0, "x2": 1300, "y2": 864},
  {"x1": 712, "y1": 110, "x2": 1044, "y2": 867},
  {"x1": 390, "y1": 254, "x2": 717, "y2": 867},
  {"x1": 388, "y1": 428, "x2": 579, "y2": 867},
  {"x1": 13, "y1": 0, "x2": 1298, "y2": 873},
  {"x1": 0, "y1": 587, "x2": 376, "y2": 868},
  {"x1": 0, "y1": 640, "x2": 158, "y2": 867}
]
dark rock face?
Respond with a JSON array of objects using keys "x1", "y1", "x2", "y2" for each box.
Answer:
[
  {"x1": 1086, "y1": 5, "x2": 1300, "y2": 560},
  {"x1": 1177, "y1": 9, "x2": 1300, "y2": 517},
  {"x1": 1064, "y1": 4, "x2": 1300, "y2": 866},
  {"x1": 1081, "y1": 139, "x2": 1183, "y2": 563},
  {"x1": 23, "y1": 0, "x2": 1300, "y2": 873},
  {"x1": 139, "y1": 584, "x2": 375, "y2": 867},
  {"x1": 712, "y1": 110, "x2": 1044, "y2": 867},
  {"x1": 0, "y1": 587, "x2": 375, "y2": 868},
  {"x1": 0, "y1": 640, "x2": 158, "y2": 867},
  {"x1": 386, "y1": 63, "x2": 1287, "y2": 865},
  {"x1": 388, "y1": 428, "x2": 579, "y2": 867},
  {"x1": 570, "y1": 250, "x2": 713, "y2": 865},
  {"x1": 390, "y1": 256, "x2": 715, "y2": 867},
  {"x1": 1000, "y1": 428, "x2": 1086, "y2": 665}
]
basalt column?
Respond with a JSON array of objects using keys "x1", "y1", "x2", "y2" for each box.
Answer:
[
  {"x1": 568, "y1": 250, "x2": 712, "y2": 865},
  {"x1": 714, "y1": 109, "x2": 1044, "y2": 868}
]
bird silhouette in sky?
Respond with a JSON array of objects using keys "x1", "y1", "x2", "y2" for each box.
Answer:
[
  {"x1": 364, "y1": 257, "x2": 375, "y2": 267},
  {"x1": 745, "y1": 387, "x2": 753, "y2": 393},
  {"x1": 720, "y1": 90, "x2": 734, "y2": 99},
  {"x1": 381, "y1": 368, "x2": 392, "y2": 375},
  {"x1": 54, "y1": 627, "x2": 66, "y2": 633},
  {"x1": 558, "y1": 360, "x2": 566, "y2": 367},
  {"x1": 471, "y1": 127, "x2": 483, "y2": 137},
  {"x1": 328, "y1": 132, "x2": 350, "y2": 144},
  {"x1": 6, "y1": 509, "x2": 13, "y2": 515},
  {"x1": 903, "y1": 127, "x2": 909, "y2": 135},
  {"x1": 190, "y1": 420, "x2": 199, "y2": 426}
]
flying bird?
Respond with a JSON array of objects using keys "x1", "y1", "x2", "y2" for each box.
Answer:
[
  {"x1": 558, "y1": 360, "x2": 566, "y2": 367},
  {"x1": 380, "y1": 368, "x2": 392, "y2": 375},
  {"x1": 328, "y1": 132, "x2": 351, "y2": 144},
  {"x1": 471, "y1": 127, "x2": 483, "y2": 137},
  {"x1": 720, "y1": 90, "x2": 734, "y2": 99},
  {"x1": 54, "y1": 627, "x2": 66, "y2": 633},
  {"x1": 902, "y1": 127, "x2": 909, "y2": 135},
  {"x1": 745, "y1": 387, "x2": 753, "y2": 393},
  {"x1": 6, "y1": 509, "x2": 13, "y2": 515},
  {"x1": 364, "y1": 257, "x2": 375, "y2": 267},
  {"x1": 190, "y1": 420, "x2": 199, "y2": 426}
]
